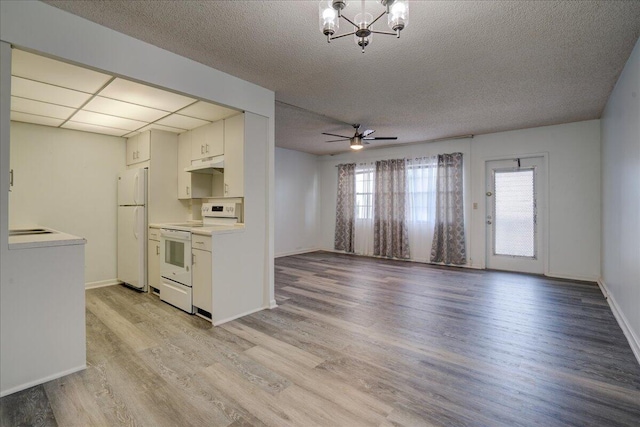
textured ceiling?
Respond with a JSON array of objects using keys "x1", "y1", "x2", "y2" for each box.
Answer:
[{"x1": 46, "y1": 1, "x2": 640, "y2": 155}]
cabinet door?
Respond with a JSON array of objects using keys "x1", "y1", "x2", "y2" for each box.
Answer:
[
  {"x1": 192, "y1": 248, "x2": 212, "y2": 313},
  {"x1": 137, "y1": 131, "x2": 151, "y2": 163},
  {"x1": 177, "y1": 132, "x2": 191, "y2": 199},
  {"x1": 205, "y1": 121, "x2": 224, "y2": 157},
  {"x1": 126, "y1": 134, "x2": 138, "y2": 165},
  {"x1": 223, "y1": 114, "x2": 244, "y2": 197},
  {"x1": 148, "y1": 239, "x2": 161, "y2": 290},
  {"x1": 191, "y1": 125, "x2": 207, "y2": 161}
]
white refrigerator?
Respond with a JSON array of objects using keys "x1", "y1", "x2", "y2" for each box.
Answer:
[{"x1": 117, "y1": 168, "x2": 147, "y2": 290}]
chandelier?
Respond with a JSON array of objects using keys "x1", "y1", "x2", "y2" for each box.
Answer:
[{"x1": 319, "y1": 0, "x2": 409, "y2": 53}]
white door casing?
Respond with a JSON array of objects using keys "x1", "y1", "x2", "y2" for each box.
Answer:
[{"x1": 485, "y1": 156, "x2": 546, "y2": 274}]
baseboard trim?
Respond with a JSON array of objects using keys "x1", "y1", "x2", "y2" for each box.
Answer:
[
  {"x1": 275, "y1": 248, "x2": 320, "y2": 258},
  {"x1": 85, "y1": 279, "x2": 121, "y2": 289},
  {"x1": 320, "y1": 248, "x2": 477, "y2": 269},
  {"x1": 213, "y1": 305, "x2": 269, "y2": 326},
  {"x1": 598, "y1": 278, "x2": 640, "y2": 366},
  {"x1": 546, "y1": 271, "x2": 599, "y2": 283},
  {"x1": 269, "y1": 299, "x2": 278, "y2": 309},
  {"x1": 0, "y1": 364, "x2": 86, "y2": 398}
]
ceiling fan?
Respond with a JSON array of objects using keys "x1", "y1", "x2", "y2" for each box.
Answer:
[{"x1": 323, "y1": 124, "x2": 398, "y2": 150}]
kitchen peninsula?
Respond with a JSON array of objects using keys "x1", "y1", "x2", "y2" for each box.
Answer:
[{"x1": 3, "y1": 227, "x2": 86, "y2": 396}]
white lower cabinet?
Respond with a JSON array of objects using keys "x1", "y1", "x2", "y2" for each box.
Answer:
[
  {"x1": 148, "y1": 228, "x2": 161, "y2": 294},
  {"x1": 192, "y1": 235, "x2": 212, "y2": 316}
]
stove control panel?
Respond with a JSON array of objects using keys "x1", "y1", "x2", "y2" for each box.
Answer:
[{"x1": 202, "y1": 202, "x2": 238, "y2": 218}]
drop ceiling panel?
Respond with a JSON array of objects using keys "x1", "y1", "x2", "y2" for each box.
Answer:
[
  {"x1": 69, "y1": 110, "x2": 147, "y2": 131},
  {"x1": 99, "y1": 78, "x2": 196, "y2": 111},
  {"x1": 137, "y1": 123, "x2": 186, "y2": 133},
  {"x1": 11, "y1": 96, "x2": 75, "y2": 120},
  {"x1": 12, "y1": 77, "x2": 92, "y2": 108},
  {"x1": 62, "y1": 121, "x2": 129, "y2": 137},
  {"x1": 11, "y1": 111, "x2": 65, "y2": 127},
  {"x1": 155, "y1": 114, "x2": 209, "y2": 130},
  {"x1": 83, "y1": 96, "x2": 169, "y2": 122},
  {"x1": 178, "y1": 101, "x2": 238, "y2": 121},
  {"x1": 12, "y1": 49, "x2": 112, "y2": 93}
]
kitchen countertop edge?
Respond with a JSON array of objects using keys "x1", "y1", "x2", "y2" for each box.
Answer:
[{"x1": 9, "y1": 229, "x2": 87, "y2": 250}]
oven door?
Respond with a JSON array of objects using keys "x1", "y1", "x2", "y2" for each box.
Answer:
[{"x1": 160, "y1": 229, "x2": 192, "y2": 287}]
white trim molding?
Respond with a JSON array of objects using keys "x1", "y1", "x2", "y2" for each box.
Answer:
[
  {"x1": 598, "y1": 278, "x2": 640, "y2": 365},
  {"x1": 213, "y1": 305, "x2": 271, "y2": 326},
  {"x1": 0, "y1": 364, "x2": 86, "y2": 398},
  {"x1": 85, "y1": 279, "x2": 121, "y2": 290},
  {"x1": 275, "y1": 248, "x2": 321, "y2": 258}
]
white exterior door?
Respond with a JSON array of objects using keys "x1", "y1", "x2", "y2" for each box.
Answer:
[{"x1": 486, "y1": 157, "x2": 546, "y2": 274}]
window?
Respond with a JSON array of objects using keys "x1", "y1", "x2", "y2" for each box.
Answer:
[
  {"x1": 406, "y1": 159, "x2": 437, "y2": 222},
  {"x1": 355, "y1": 165, "x2": 374, "y2": 219}
]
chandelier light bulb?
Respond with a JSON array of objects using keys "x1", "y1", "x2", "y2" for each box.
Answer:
[
  {"x1": 388, "y1": 0, "x2": 408, "y2": 33},
  {"x1": 319, "y1": 2, "x2": 339, "y2": 38}
]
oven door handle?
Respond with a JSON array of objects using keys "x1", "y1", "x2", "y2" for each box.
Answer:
[{"x1": 160, "y1": 229, "x2": 191, "y2": 241}]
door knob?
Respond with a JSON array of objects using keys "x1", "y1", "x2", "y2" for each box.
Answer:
[{"x1": 486, "y1": 191, "x2": 492, "y2": 196}]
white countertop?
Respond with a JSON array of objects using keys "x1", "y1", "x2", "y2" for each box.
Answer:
[
  {"x1": 9, "y1": 227, "x2": 86, "y2": 250},
  {"x1": 149, "y1": 222, "x2": 245, "y2": 236}
]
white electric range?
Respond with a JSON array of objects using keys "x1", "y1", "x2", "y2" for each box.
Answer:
[{"x1": 158, "y1": 202, "x2": 241, "y2": 313}]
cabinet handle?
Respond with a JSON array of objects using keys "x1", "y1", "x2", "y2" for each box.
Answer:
[
  {"x1": 201, "y1": 145, "x2": 205, "y2": 154},
  {"x1": 194, "y1": 241, "x2": 204, "y2": 245},
  {"x1": 186, "y1": 186, "x2": 190, "y2": 195},
  {"x1": 156, "y1": 245, "x2": 160, "y2": 255},
  {"x1": 205, "y1": 144, "x2": 209, "y2": 153},
  {"x1": 225, "y1": 183, "x2": 229, "y2": 195},
  {"x1": 192, "y1": 253, "x2": 195, "y2": 264},
  {"x1": 9, "y1": 169, "x2": 13, "y2": 187}
]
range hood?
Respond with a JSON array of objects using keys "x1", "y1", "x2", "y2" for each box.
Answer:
[{"x1": 185, "y1": 155, "x2": 224, "y2": 174}]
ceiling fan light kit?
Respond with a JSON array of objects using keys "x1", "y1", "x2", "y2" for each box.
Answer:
[
  {"x1": 323, "y1": 124, "x2": 398, "y2": 151},
  {"x1": 319, "y1": 0, "x2": 409, "y2": 53}
]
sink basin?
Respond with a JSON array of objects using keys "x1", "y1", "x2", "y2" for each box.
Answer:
[{"x1": 9, "y1": 228, "x2": 55, "y2": 236}]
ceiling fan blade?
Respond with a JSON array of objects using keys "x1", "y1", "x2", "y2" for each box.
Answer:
[
  {"x1": 325, "y1": 138, "x2": 351, "y2": 143},
  {"x1": 362, "y1": 129, "x2": 375, "y2": 137},
  {"x1": 322, "y1": 132, "x2": 351, "y2": 138},
  {"x1": 363, "y1": 136, "x2": 398, "y2": 140}
]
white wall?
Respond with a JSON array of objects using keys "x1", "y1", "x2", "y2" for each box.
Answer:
[
  {"x1": 470, "y1": 120, "x2": 601, "y2": 280},
  {"x1": 275, "y1": 147, "x2": 320, "y2": 257},
  {"x1": 600, "y1": 37, "x2": 640, "y2": 361},
  {"x1": 318, "y1": 120, "x2": 601, "y2": 281},
  {"x1": 9, "y1": 123, "x2": 125, "y2": 286},
  {"x1": 1, "y1": 1, "x2": 275, "y2": 396}
]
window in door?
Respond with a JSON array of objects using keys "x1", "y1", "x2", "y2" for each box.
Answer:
[{"x1": 493, "y1": 168, "x2": 536, "y2": 258}]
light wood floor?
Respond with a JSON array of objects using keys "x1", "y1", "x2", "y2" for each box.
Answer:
[{"x1": 2, "y1": 251, "x2": 639, "y2": 426}]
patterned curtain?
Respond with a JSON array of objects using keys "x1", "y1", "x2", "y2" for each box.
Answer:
[
  {"x1": 334, "y1": 163, "x2": 356, "y2": 252},
  {"x1": 374, "y1": 159, "x2": 410, "y2": 259},
  {"x1": 430, "y1": 153, "x2": 466, "y2": 265}
]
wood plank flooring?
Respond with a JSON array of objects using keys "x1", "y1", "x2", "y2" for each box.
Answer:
[{"x1": 2, "y1": 251, "x2": 639, "y2": 426}]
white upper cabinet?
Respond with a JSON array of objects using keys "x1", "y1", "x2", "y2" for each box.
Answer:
[
  {"x1": 126, "y1": 131, "x2": 150, "y2": 165},
  {"x1": 222, "y1": 114, "x2": 244, "y2": 198},
  {"x1": 178, "y1": 132, "x2": 212, "y2": 199},
  {"x1": 191, "y1": 121, "x2": 223, "y2": 161}
]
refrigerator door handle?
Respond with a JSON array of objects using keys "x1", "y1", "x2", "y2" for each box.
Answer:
[
  {"x1": 134, "y1": 173, "x2": 139, "y2": 205},
  {"x1": 133, "y1": 207, "x2": 139, "y2": 240}
]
